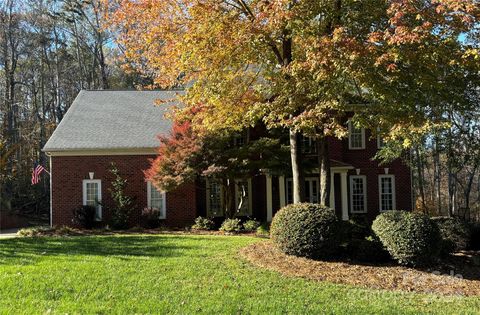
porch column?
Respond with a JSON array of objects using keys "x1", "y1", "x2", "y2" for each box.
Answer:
[
  {"x1": 329, "y1": 171, "x2": 335, "y2": 209},
  {"x1": 340, "y1": 172, "x2": 349, "y2": 221},
  {"x1": 279, "y1": 176, "x2": 286, "y2": 208},
  {"x1": 266, "y1": 175, "x2": 273, "y2": 221}
]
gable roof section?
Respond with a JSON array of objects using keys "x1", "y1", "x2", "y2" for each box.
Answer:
[{"x1": 43, "y1": 90, "x2": 182, "y2": 153}]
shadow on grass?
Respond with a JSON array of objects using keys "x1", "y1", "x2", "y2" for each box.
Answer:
[{"x1": 0, "y1": 235, "x2": 225, "y2": 266}]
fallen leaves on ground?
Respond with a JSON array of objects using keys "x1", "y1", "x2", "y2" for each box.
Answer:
[{"x1": 240, "y1": 241, "x2": 480, "y2": 297}]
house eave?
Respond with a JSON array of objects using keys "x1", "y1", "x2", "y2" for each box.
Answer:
[{"x1": 44, "y1": 148, "x2": 157, "y2": 156}]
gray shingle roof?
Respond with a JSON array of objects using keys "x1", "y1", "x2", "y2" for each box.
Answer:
[{"x1": 43, "y1": 90, "x2": 183, "y2": 152}]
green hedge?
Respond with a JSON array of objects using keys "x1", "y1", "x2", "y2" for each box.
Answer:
[
  {"x1": 270, "y1": 203, "x2": 341, "y2": 259},
  {"x1": 431, "y1": 216, "x2": 471, "y2": 254},
  {"x1": 372, "y1": 211, "x2": 441, "y2": 266}
]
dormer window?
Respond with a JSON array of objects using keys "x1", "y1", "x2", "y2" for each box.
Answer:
[{"x1": 348, "y1": 121, "x2": 365, "y2": 150}]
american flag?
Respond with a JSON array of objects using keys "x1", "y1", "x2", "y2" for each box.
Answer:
[{"x1": 31, "y1": 164, "x2": 46, "y2": 185}]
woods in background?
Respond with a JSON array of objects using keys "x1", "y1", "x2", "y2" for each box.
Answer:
[
  {"x1": 0, "y1": 0, "x2": 143, "y2": 220},
  {"x1": 412, "y1": 114, "x2": 480, "y2": 220}
]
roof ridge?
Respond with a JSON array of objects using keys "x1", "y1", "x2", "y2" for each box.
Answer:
[{"x1": 82, "y1": 88, "x2": 185, "y2": 92}]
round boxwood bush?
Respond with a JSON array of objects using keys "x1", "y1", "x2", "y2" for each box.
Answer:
[
  {"x1": 372, "y1": 211, "x2": 441, "y2": 266},
  {"x1": 270, "y1": 203, "x2": 341, "y2": 259},
  {"x1": 431, "y1": 217, "x2": 471, "y2": 254}
]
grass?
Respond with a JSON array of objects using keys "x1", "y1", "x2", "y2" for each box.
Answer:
[{"x1": 0, "y1": 234, "x2": 479, "y2": 314}]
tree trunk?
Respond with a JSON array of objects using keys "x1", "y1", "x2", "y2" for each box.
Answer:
[
  {"x1": 318, "y1": 137, "x2": 331, "y2": 206},
  {"x1": 447, "y1": 170, "x2": 456, "y2": 217},
  {"x1": 289, "y1": 128, "x2": 305, "y2": 203},
  {"x1": 433, "y1": 136, "x2": 442, "y2": 215},
  {"x1": 223, "y1": 178, "x2": 234, "y2": 218},
  {"x1": 415, "y1": 146, "x2": 427, "y2": 213}
]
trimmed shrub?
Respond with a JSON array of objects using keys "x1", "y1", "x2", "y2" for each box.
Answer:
[
  {"x1": 243, "y1": 219, "x2": 261, "y2": 232},
  {"x1": 220, "y1": 218, "x2": 242, "y2": 233},
  {"x1": 72, "y1": 205, "x2": 96, "y2": 229},
  {"x1": 270, "y1": 203, "x2": 341, "y2": 259},
  {"x1": 192, "y1": 216, "x2": 215, "y2": 231},
  {"x1": 372, "y1": 211, "x2": 441, "y2": 266},
  {"x1": 431, "y1": 216, "x2": 471, "y2": 254},
  {"x1": 346, "y1": 236, "x2": 390, "y2": 263}
]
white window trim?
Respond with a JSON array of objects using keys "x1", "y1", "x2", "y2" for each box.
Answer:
[
  {"x1": 301, "y1": 136, "x2": 317, "y2": 154},
  {"x1": 206, "y1": 179, "x2": 224, "y2": 217},
  {"x1": 377, "y1": 135, "x2": 385, "y2": 149},
  {"x1": 378, "y1": 175, "x2": 396, "y2": 212},
  {"x1": 147, "y1": 181, "x2": 166, "y2": 219},
  {"x1": 82, "y1": 179, "x2": 102, "y2": 221},
  {"x1": 235, "y1": 178, "x2": 253, "y2": 216},
  {"x1": 349, "y1": 175, "x2": 367, "y2": 214},
  {"x1": 348, "y1": 121, "x2": 365, "y2": 150}
]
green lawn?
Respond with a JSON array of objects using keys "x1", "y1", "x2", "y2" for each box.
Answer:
[{"x1": 0, "y1": 234, "x2": 478, "y2": 314}]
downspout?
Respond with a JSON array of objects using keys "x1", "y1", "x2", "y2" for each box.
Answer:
[{"x1": 47, "y1": 153, "x2": 53, "y2": 227}]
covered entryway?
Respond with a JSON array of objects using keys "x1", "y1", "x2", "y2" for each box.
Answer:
[{"x1": 266, "y1": 160, "x2": 354, "y2": 221}]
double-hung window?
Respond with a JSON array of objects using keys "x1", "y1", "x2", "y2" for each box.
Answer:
[
  {"x1": 147, "y1": 181, "x2": 166, "y2": 219},
  {"x1": 349, "y1": 175, "x2": 367, "y2": 213},
  {"x1": 348, "y1": 121, "x2": 365, "y2": 150},
  {"x1": 301, "y1": 136, "x2": 317, "y2": 154},
  {"x1": 83, "y1": 179, "x2": 102, "y2": 221},
  {"x1": 232, "y1": 130, "x2": 248, "y2": 147},
  {"x1": 379, "y1": 175, "x2": 396, "y2": 211}
]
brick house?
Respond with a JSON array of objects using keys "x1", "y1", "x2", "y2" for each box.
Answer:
[{"x1": 43, "y1": 90, "x2": 412, "y2": 228}]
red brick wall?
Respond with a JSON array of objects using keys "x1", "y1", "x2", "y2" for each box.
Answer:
[
  {"x1": 339, "y1": 129, "x2": 412, "y2": 218},
  {"x1": 51, "y1": 155, "x2": 197, "y2": 228},
  {"x1": 268, "y1": 129, "x2": 412, "y2": 220}
]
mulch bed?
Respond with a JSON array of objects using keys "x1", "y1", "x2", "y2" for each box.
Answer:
[{"x1": 240, "y1": 241, "x2": 480, "y2": 297}]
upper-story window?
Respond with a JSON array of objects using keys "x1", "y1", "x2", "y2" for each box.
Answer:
[
  {"x1": 301, "y1": 136, "x2": 317, "y2": 154},
  {"x1": 377, "y1": 128, "x2": 386, "y2": 149},
  {"x1": 377, "y1": 135, "x2": 385, "y2": 149},
  {"x1": 232, "y1": 130, "x2": 249, "y2": 147},
  {"x1": 348, "y1": 121, "x2": 365, "y2": 150}
]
